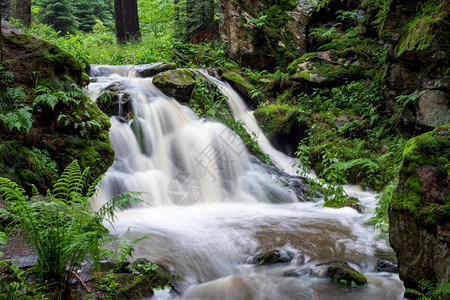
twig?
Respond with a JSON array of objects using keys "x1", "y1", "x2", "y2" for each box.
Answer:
[{"x1": 71, "y1": 270, "x2": 91, "y2": 294}]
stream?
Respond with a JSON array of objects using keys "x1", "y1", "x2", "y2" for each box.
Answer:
[{"x1": 87, "y1": 64, "x2": 405, "y2": 300}]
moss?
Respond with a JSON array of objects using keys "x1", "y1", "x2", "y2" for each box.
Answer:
[
  {"x1": 222, "y1": 71, "x2": 256, "y2": 91},
  {"x1": 327, "y1": 263, "x2": 367, "y2": 287},
  {"x1": 391, "y1": 125, "x2": 450, "y2": 224},
  {"x1": 287, "y1": 52, "x2": 319, "y2": 73},
  {"x1": 324, "y1": 196, "x2": 361, "y2": 210},
  {"x1": 253, "y1": 104, "x2": 299, "y2": 140},
  {"x1": 396, "y1": 0, "x2": 448, "y2": 57}
]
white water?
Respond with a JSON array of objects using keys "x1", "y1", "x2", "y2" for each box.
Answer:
[{"x1": 88, "y1": 65, "x2": 404, "y2": 299}]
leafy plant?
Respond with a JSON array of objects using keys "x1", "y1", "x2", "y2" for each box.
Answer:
[
  {"x1": 0, "y1": 160, "x2": 143, "y2": 298},
  {"x1": 405, "y1": 280, "x2": 450, "y2": 300},
  {"x1": 103, "y1": 229, "x2": 150, "y2": 271}
]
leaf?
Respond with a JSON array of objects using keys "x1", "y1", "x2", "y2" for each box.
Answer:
[{"x1": 34, "y1": 93, "x2": 59, "y2": 110}]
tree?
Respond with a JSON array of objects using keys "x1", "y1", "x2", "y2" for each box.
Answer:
[
  {"x1": 114, "y1": 0, "x2": 141, "y2": 44},
  {"x1": 175, "y1": 0, "x2": 217, "y2": 41},
  {"x1": 39, "y1": 0, "x2": 78, "y2": 35},
  {"x1": 12, "y1": 0, "x2": 31, "y2": 26}
]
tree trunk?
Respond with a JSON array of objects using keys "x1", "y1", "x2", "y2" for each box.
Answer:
[
  {"x1": 1, "y1": 0, "x2": 11, "y2": 21},
  {"x1": 13, "y1": 0, "x2": 31, "y2": 27},
  {"x1": 114, "y1": 0, "x2": 141, "y2": 44},
  {"x1": 1, "y1": 0, "x2": 3, "y2": 63},
  {"x1": 174, "y1": 0, "x2": 179, "y2": 28}
]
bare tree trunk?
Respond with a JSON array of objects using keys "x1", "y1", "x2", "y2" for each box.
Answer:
[
  {"x1": 114, "y1": 0, "x2": 141, "y2": 44},
  {"x1": 12, "y1": 0, "x2": 31, "y2": 27},
  {"x1": 1, "y1": 0, "x2": 3, "y2": 63},
  {"x1": 1, "y1": 0, "x2": 11, "y2": 21},
  {"x1": 174, "y1": 0, "x2": 179, "y2": 28}
]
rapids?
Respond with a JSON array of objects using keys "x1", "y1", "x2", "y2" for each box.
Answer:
[{"x1": 87, "y1": 64, "x2": 405, "y2": 299}]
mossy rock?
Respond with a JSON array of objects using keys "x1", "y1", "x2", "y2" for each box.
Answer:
[
  {"x1": 390, "y1": 124, "x2": 450, "y2": 224},
  {"x1": 326, "y1": 262, "x2": 367, "y2": 287},
  {"x1": 222, "y1": 71, "x2": 267, "y2": 107},
  {"x1": 253, "y1": 103, "x2": 307, "y2": 154},
  {"x1": 323, "y1": 196, "x2": 362, "y2": 213},
  {"x1": 0, "y1": 23, "x2": 115, "y2": 192},
  {"x1": 247, "y1": 249, "x2": 294, "y2": 265},
  {"x1": 288, "y1": 51, "x2": 366, "y2": 86},
  {"x1": 94, "y1": 272, "x2": 154, "y2": 299},
  {"x1": 153, "y1": 69, "x2": 196, "y2": 103},
  {"x1": 135, "y1": 62, "x2": 177, "y2": 78}
]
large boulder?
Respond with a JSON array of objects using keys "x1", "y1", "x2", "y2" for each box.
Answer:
[
  {"x1": 287, "y1": 51, "x2": 366, "y2": 87},
  {"x1": 0, "y1": 21, "x2": 114, "y2": 191},
  {"x1": 382, "y1": 0, "x2": 450, "y2": 132},
  {"x1": 253, "y1": 103, "x2": 307, "y2": 154},
  {"x1": 389, "y1": 125, "x2": 450, "y2": 296},
  {"x1": 95, "y1": 82, "x2": 132, "y2": 118},
  {"x1": 218, "y1": 0, "x2": 317, "y2": 70},
  {"x1": 153, "y1": 69, "x2": 196, "y2": 103},
  {"x1": 134, "y1": 62, "x2": 177, "y2": 78}
]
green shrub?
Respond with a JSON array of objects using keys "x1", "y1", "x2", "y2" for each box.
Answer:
[{"x1": 0, "y1": 160, "x2": 143, "y2": 298}]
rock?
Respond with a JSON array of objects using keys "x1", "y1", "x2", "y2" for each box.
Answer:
[
  {"x1": 96, "y1": 82, "x2": 132, "y2": 117},
  {"x1": 217, "y1": 0, "x2": 318, "y2": 70},
  {"x1": 134, "y1": 62, "x2": 177, "y2": 78},
  {"x1": 416, "y1": 90, "x2": 450, "y2": 129},
  {"x1": 95, "y1": 272, "x2": 154, "y2": 299},
  {"x1": 288, "y1": 51, "x2": 365, "y2": 87},
  {"x1": 382, "y1": 0, "x2": 449, "y2": 132},
  {"x1": 153, "y1": 69, "x2": 196, "y2": 103},
  {"x1": 253, "y1": 158, "x2": 314, "y2": 202},
  {"x1": 0, "y1": 22, "x2": 114, "y2": 191},
  {"x1": 323, "y1": 196, "x2": 363, "y2": 213},
  {"x1": 221, "y1": 71, "x2": 266, "y2": 108},
  {"x1": 129, "y1": 258, "x2": 176, "y2": 291},
  {"x1": 375, "y1": 258, "x2": 398, "y2": 273},
  {"x1": 184, "y1": 275, "x2": 255, "y2": 300},
  {"x1": 253, "y1": 104, "x2": 307, "y2": 155},
  {"x1": 244, "y1": 249, "x2": 294, "y2": 265},
  {"x1": 326, "y1": 262, "x2": 367, "y2": 287},
  {"x1": 389, "y1": 125, "x2": 450, "y2": 294}
]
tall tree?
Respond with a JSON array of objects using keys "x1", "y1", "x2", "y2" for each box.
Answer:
[
  {"x1": 13, "y1": 0, "x2": 31, "y2": 26},
  {"x1": 1, "y1": 0, "x2": 11, "y2": 21},
  {"x1": 39, "y1": 0, "x2": 78, "y2": 35},
  {"x1": 114, "y1": 0, "x2": 141, "y2": 44}
]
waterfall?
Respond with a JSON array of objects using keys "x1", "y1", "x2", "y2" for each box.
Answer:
[
  {"x1": 88, "y1": 66, "x2": 301, "y2": 209},
  {"x1": 87, "y1": 65, "x2": 405, "y2": 300}
]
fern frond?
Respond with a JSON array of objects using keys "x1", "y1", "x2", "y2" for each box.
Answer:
[
  {"x1": 53, "y1": 160, "x2": 84, "y2": 202},
  {"x1": 33, "y1": 93, "x2": 59, "y2": 110},
  {"x1": 0, "y1": 177, "x2": 28, "y2": 203}
]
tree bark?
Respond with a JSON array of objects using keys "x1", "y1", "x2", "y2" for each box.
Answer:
[
  {"x1": 13, "y1": 0, "x2": 31, "y2": 27},
  {"x1": 114, "y1": 0, "x2": 141, "y2": 44},
  {"x1": 1, "y1": 0, "x2": 11, "y2": 21}
]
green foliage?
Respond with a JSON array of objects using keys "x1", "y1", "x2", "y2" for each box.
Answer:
[
  {"x1": 0, "y1": 160, "x2": 144, "y2": 298},
  {"x1": 33, "y1": 0, "x2": 114, "y2": 34},
  {"x1": 103, "y1": 229, "x2": 150, "y2": 271},
  {"x1": 396, "y1": 0, "x2": 448, "y2": 57},
  {"x1": 296, "y1": 146, "x2": 349, "y2": 205},
  {"x1": 247, "y1": 13, "x2": 268, "y2": 28},
  {"x1": 0, "y1": 259, "x2": 40, "y2": 299},
  {"x1": 405, "y1": 280, "x2": 450, "y2": 300},
  {"x1": 396, "y1": 91, "x2": 420, "y2": 109},
  {"x1": 33, "y1": 82, "x2": 83, "y2": 110},
  {"x1": 174, "y1": 0, "x2": 217, "y2": 42},
  {"x1": 0, "y1": 65, "x2": 33, "y2": 133}
]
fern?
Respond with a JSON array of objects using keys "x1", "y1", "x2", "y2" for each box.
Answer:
[
  {"x1": 33, "y1": 93, "x2": 59, "y2": 110},
  {"x1": 0, "y1": 106, "x2": 33, "y2": 132},
  {"x1": 0, "y1": 160, "x2": 145, "y2": 298},
  {"x1": 405, "y1": 280, "x2": 450, "y2": 300}
]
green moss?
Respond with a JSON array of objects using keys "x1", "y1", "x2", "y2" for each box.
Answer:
[
  {"x1": 324, "y1": 196, "x2": 360, "y2": 210},
  {"x1": 391, "y1": 125, "x2": 450, "y2": 224},
  {"x1": 222, "y1": 71, "x2": 256, "y2": 91},
  {"x1": 327, "y1": 263, "x2": 367, "y2": 287},
  {"x1": 156, "y1": 69, "x2": 195, "y2": 86},
  {"x1": 287, "y1": 52, "x2": 318, "y2": 73},
  {"x1": 253, "y1": 104, "x2": 299, "y2": 140},
  {"x1": 396, "y1": 0, "x2": 448, "y2": 57}
]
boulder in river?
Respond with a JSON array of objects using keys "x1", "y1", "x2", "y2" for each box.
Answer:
[{"x1": 153, "y1": 69, "x2": 196, "y2": 103}]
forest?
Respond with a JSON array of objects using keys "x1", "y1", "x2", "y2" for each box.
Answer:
[{"x1": 0, "y1": 0, "x2": 449, "y2": 299}]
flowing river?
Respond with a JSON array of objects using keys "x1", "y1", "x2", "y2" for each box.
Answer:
[{"x1": 87, "y1": 64, "x2": 405, "y2": 299}]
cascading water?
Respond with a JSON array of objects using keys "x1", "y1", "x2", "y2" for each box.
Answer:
[{"x1": 87, "y1": 65, "x2": 405, "y2": 299}]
